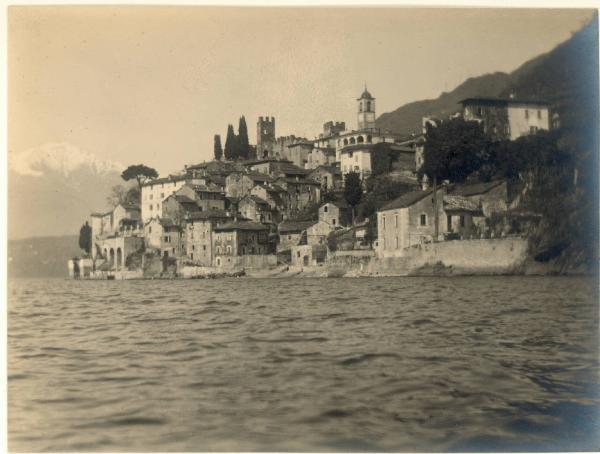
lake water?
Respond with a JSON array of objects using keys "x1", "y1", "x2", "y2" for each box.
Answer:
[{"x1": 7, "y1": 276, "x2": 600, "y2": 452}]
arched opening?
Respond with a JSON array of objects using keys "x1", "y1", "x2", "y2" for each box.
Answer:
[
  {"x1": 216, "y1": 258, "x2": 221, "y2": 266},
  {"x1": 262, "y1": 149, "x2": 269, "y2": 158},
  {"x1": 343, "y1": 138, "x2": 348, "y2": 146},
  {"x1": 367, "y1": 101, "x2": 371, "y2": 111},
  {"x1": 367, "y1": 135, "x2": 372, "y2": 143},
  {"x1": 357, "y1": 136, "x2": 364, "y2": 143},
  {"x1": 349, "y1": 137, "x2": 356, "y2": 145},
  {"x1": 359, "y1": 103, "x2": 363, "y2": 112},
  {"x1": 104, "y1": 248, "x2": 108, "y2": 259},
  {"x1": 116, "y1": 248, "x2": 122, "y2": 269},
  {"x1": 109, "y1": 248, "x2": 115, "y2": 267}
]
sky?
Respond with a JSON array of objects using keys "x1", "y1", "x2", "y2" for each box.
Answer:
[{"x1": 8, "y1": 6, "x2": 595, "y2": 176}]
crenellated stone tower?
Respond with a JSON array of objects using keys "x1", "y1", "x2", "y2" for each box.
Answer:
[{"x1": 257, "y1": 116, "x2": 275, "y2": 159}]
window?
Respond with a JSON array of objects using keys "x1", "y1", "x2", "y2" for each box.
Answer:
[
  {"x1": 203, "y1": 245, "x2": 206, "y2": 251},
  {"x1": 150, "y1": 205, "x2": 153, "y2": 211},
  {"x1": 324, "y1": 206, "x2": 328, "y2": 213},
  {"x1": 382, "y1": 216, "x2": 386, "y2": 229},
  {"x1": 525, "y1": 109, "x2": 529, "y2": 119},
  {"x1": 190, "y1": 253, "x2": 193, "y2": 260},
  {"x1": 447, "y1": 215, "x2": 452, "y2": 231},
  {"x1": 192, "y1": 245, "x2": 195, "y2": 251},
  {"x1": 537, "y1": 110, "x2": 542, "y2": 119},
  {"x1": 227, "y1": 246, "x2": 232, "y2": 254},
  {"x1": 288, "y1": 235, "x2": 292, "y2": 240},
  {"x1": 367, "y1": 101, "x2": 371, "y2": 111},
  {"x1": 332, "y1": 219, "x2": 336, "y2": 226},
  {"x1": 460, "y1": 215, "x2": 465, "y2": 228},
  {"x1": 149, "y1": 226, "x2": 152, "y2": 233},
  {"x1": 420, "y1": 214, "x2": 427, "y2": 226},
  {"x1": 395, "y1": 215, "x2": 398, "y2": 227},
  {"x1": 395, "y1": 237, "x2": 399, "y2": 249}
]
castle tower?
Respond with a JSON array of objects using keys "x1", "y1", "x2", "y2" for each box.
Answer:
[
  {"x1": 357, "y1": 85, "x2": 376, "y2": 130},
  {"x1": 257, "y1": 116, "x2": 276, "y2": 159}
]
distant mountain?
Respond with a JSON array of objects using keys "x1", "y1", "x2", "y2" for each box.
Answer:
[
  {"x1": 376, "y1": 18, "x2": 598, "y2": 135},
  {"x1": 8, "y1": 143, "x2": 125, "y2": 240},
  {"x1": 8, "y1": 235, "x2": 81, "y2": 278}
]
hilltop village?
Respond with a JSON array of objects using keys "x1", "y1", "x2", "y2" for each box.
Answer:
[{"x1": 71, "y1": 86, "x2": 561, "y2": 279}]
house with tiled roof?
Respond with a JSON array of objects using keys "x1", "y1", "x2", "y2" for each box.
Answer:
[
  {"x1": 308, "y1": 165, "x2": 343, "y2": 191},
  {"x1": 239, "y1": 195, "x2": 279, "y2": 224},
  {"x1": 277, "y1": 220, "x2": 316, "y2": 252},
  {"x1": 183, "y1": 210, "x2": 233, "y2": 266},
  {"x1": 448, "y1": 179, "x2": 508, "y2": 217},
  {"x1": 212, "y1": 220, "x2": 274, "y2": 268}
]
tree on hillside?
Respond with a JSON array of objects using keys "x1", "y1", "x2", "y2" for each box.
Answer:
[
  {"x1": 370, "y1": 143, "x2": 397, "y2": 176},
  {"x1": 224, "y1": 124, "x2": 237, "y2": 161},
  {"x1": 121, "y1": 164, "x2": 159, "y2": 190},
  {"x1": 238, "y1": 116, "x2": 250, "y2": 160},
  {"x1": 79, "y1": 221, "x2": 92, "y2": 256},
  {"x1": 343, "y1": 172, "x2": 363, "y2": 224},
  {"x1": 214, "y1": 134, "x2": 223, "y2": 161},
  {"x1": 421, "y1": 117, "x2": 486, "y2": 240},
  {"x1": 107, "y1": 185, "x2": 141, "y2": 207}
]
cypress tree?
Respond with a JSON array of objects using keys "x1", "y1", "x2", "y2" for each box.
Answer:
[
  {"x1": 213, "y1": 134, "x2": 223, "y2": 161},
  {"x1": 238, "y1": 116, "x2": 250, "y2": 160},
  {"x1": 224, "y1": 124, "x2": 236, "y2": 161}
]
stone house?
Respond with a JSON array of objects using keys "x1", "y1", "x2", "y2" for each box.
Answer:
[
  {"x1": 239, "y1": 195, "x2": 278, "y2": 224},
  {"x1": 309, "y1": 165, "x2": 343, "y2": 191},
  {"x1": 250, "y1": 184, "x2": 287, "y2": 212},
  {"x1": 160, "y1": 218, "x2": 185, "y2": 258},
  {"x1": 162, "y1": 194, "x2": 201, "y2": 225},
  {"x1": 285, "y1": 142, "x2": 313, "y2": 168},
  {"x1": 376, "y1": 188, "x2": 446, "y2": 258},
  {"x1": 460, "y1": 97, "x2": 551, "y2": 141},
  {"x1": 174, "y1": 183, "x2": 226, "y2": 212},
  {"x1": 91, "y1": 202, "x2": 141, "y2": 259},
  {"x1": 141, "y1": 174, "x2": 188, "y2": 223},
  {"x1": 306, "y1": 147, "x2": 337, "y2": 170},
  {"x1": 275, "y1": 177, "x2": 321, "y2": 215},
  {"x1": 376, "y1": 187, "x2": 485, "y2": 258},
  {"x1": 183, "y1": 210, "x2": 232, "y2": 266},
  {"x1": 212, "y1": 220, "x2": 271, "y2": 267},
  {"x1": 340, "y1": 143, "x2": 415, "y2": 179},
  {"x1": 225, "y1": 172, "x2": 274, "y2": 199},
  {"x1": 319, "y1": 201, "x2": 351, "y2": 228},
  {"x1": 306, "y1": 220, "x2": 339, "y2": 246},
  {"x1": 291, "y1": 244, "x2": 327, "y2": 267},
  {"x1": 448, "y1": 180, "x2": 508, "y2": 218},
  {"x1": 277, "y1": 220, "x2": 316, "y2": 252},
  {"x1": 143, "y1": 218, "x2": 164, "y2": 250}
]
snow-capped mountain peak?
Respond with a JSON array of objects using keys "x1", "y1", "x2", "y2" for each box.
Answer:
[{"x1": 9, "y1": 142, "x2": 125, "y2": 177}]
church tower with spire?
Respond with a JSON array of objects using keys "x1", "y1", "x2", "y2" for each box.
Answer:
[{"x1": 357, "y1": 84, "x2": 376, "y2": 130}]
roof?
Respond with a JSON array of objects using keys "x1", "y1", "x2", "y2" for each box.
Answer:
[
  {"x1": 159, "y1": 218, "x2": 180, "y2": 228},
  {"x1": 288, "y1": 141, "x2": 314, "y2": 148},
  {"x1": 310, "y1": 165, "x2": 342, "y2": 176},
  {"x1": 119, "y1": 202, "x2": 141, "y2": 211},
  {"x1": 460, "y1": 96, "x2": 550, "y2": 107},
  {"x1": 380, "y1": 189, "x2": 434, "y2": 211},
  {"x1": 278, "y1": 220, "x2": 317, "y2": 233},
  {"x1": 443, "y1": 195, "x2": 483, "y2": 214},
  {"x1": 246, "y1": 172, "x2": 274, "y2": 183},
  {"x1": 241, "y1": 195, "x2": 271, "y2": 207},
  {"x1": 278, "y1": 177, "x2": 321, "y2": 186},
  {"x1": 450, "y1": 180, "x2": 505, "y2": 197},
  {"x1": 341, "y1": 143, "x2": 376, "y2": 153},
  {"x1": 141, "y1": 174, "x2": 187, "y2": 187},
  {"x1": 358, "y1": 88, "x2": 374, "y2": 100},
  {"x1": 213, "y1": 220, "x2": 270, "y2": 232},
  {"x1": 185, "y1": 210, "x2": 232, "y2": 221},
  {"x1": 191, "y1": 184, "x2": 222, "y2": 194}
]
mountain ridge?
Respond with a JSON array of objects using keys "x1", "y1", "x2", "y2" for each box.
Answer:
[{"x1": 375, "y1": 19, "x2": 596, "y2": 135}]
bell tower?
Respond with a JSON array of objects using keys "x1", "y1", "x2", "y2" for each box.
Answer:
[
  {"x1": 357, "y1": 84, "x2": 376, "y2": 130},
  {"x1": 257, "y1": 116, "x2": 275, "y2": 159}
]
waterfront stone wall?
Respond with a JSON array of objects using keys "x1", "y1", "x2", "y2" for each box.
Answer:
[{"x1": 368, "y1": 237, "x2": 528, "y2": 275}]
